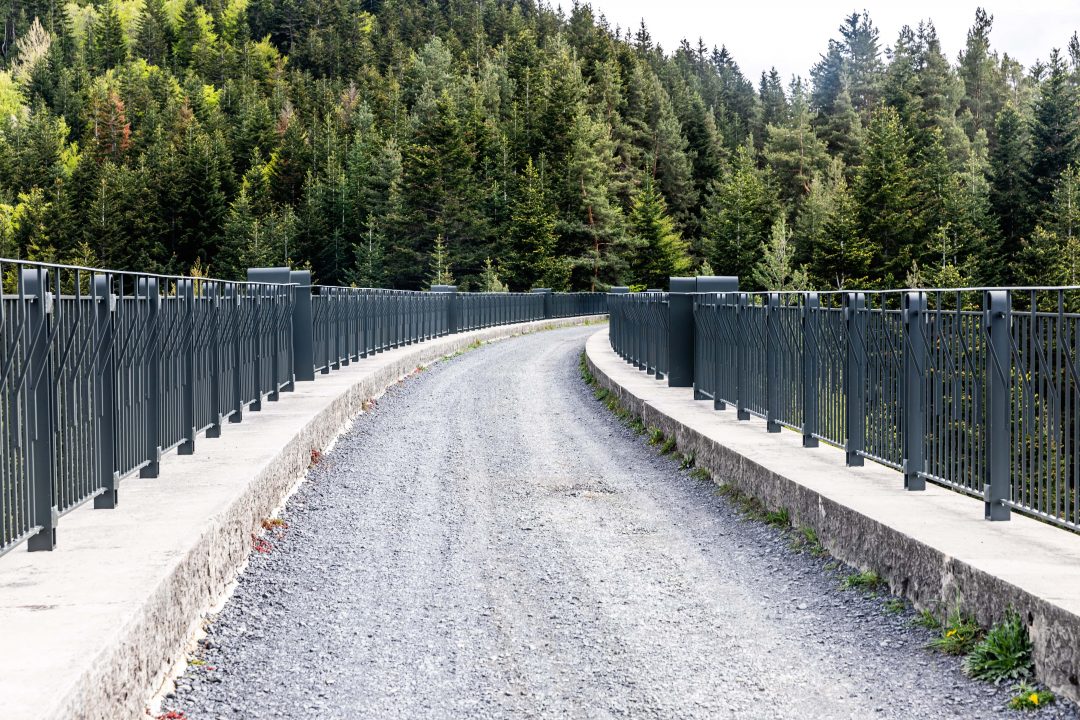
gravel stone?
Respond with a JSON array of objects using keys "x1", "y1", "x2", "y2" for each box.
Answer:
[{"x1": 164, "y1": 327, "x2": 1079, "y2": 719}]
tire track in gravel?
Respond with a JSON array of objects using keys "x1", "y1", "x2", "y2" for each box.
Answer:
[{"x1": 164, "y1": 326, "x2": 1079, "y2": 720}]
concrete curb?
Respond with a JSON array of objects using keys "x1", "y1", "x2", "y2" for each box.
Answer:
[
  {"x1": 0, "y1": 316, "x2": 604, "y2": 720},
  {"x1": 584, "y1": 329, "x2": 1080, "y2": 704}
]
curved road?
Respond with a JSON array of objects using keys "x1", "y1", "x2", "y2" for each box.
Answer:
[{"x1": 165, "y1": 326, "x2": 1076, "y2": 719}]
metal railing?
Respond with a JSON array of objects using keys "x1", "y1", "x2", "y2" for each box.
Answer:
[
  {"x1": 1, "y1": 258, "x2": 607, "y2": 557},
  {"x1": 610, "y1": 287, "x2": 1080, "y2": 534}
]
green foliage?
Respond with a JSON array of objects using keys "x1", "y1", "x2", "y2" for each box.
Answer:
[
  {"x1": 648, "y1": 428, "x2": 665, "y2": 446},
  {"x1": 962, "y1": 609, "x2": 1033, "y2": 684},
  {"x1": 0, "y1": 0, "x2": 1073, "y2": 290},
  {"x1": 842, "y1": 570, "x2": 885, "y2": 592},
  {"x1": 659, "y1": 436, "x2": 677, "y2": 455},
  {"x1": 1008, "y1": 684, "x2": 1055, "y2": 711},
  {"x1": 762, "y1": 507, "x2": 791, "y2": 528},
  {"x1": 627, "y1": 177, "x2": 690, "y2": 288},
  {"x1": 927, "y1": 608, "x2": 982, "y2": 655}
]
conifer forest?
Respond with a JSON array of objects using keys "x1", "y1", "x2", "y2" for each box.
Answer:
[{"x1": 0, "y1": 0, "x2": 1079, "y2": 291}]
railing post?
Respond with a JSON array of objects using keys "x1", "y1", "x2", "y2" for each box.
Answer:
[
  {"x1": 93, "y1": 274, "x2": 118, "y2": 508},
  {"x1": 802, "y1": 293, "x2": 819, "y2": 448},
  {"x1": 290, "y1": 270, "x2": 314, "y2": 382},
  {"x1": 985, "y1": 290, "x2": 1012, "y2": 521},
  {"x1": 765, "y1": 292, "x2": 781, "y2": 432},
  {"x1": 140, "y1": 278, "x2": 164, "y2": 476},
  {"x1": 844, "y1": 291, "x2": 867, "y2": 466},
  {"x1": 736, "y1": 293, "x2": 750, "y2": 420},
  {"x1": 251, "y1": 284, "x2": 264, "y2": 410},
  {"x1": 432, "y1": 285, "x2": 458, "y2": 334},
  {"x1": 667, "y1": 277, "x2": 696, "y2": 387},
  {"x1": 22, "y1": 268, "x2": 56, "y2": 551},
  {"x1": 531, "y1": 288, "x2": 552, "y2": 319},
  {"x1": 227, "y1": 284, "x2": 244, "y2": 425},
  {"x1": 902, "y1": 291, "x2": 927, "y2": 491},
  {"x1": 206, "y1": 282, "x2": 223, "y2": 437},
  {"x1": 178, "y1": 278, "x2": 196, "y2": 454}
]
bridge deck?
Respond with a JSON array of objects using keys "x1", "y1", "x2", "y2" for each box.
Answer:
[{"x1": 159, "y1": 326, "x2": 1058, "y2": 719}]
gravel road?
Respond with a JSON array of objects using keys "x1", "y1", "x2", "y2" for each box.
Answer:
[{"x1": 163, "y1": 326, "x2": 1078, "y2": 720}]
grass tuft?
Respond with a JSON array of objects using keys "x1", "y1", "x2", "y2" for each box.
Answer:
[
  {"x1": 763, "y1": 507, "x2": 791, "y2": 529},
  {"x1": 842, "y1": 570, "x2": 885, "y2": 592},
  {"x1": 962, "y1": 609, "x2": 1033, "y2": 684},
  {"x1": 679, "y1": 452, "x2": 695, "y2": 470},
  {"x1": 660, "y1": 436, "x2": 677, "y2": 455},
  {"x1": 690, "y1": 467, "x2": 711, "y2": 482},
  {"x1": 884, "y1": 598, "x2": 907, "y2": 614},
  {"x1": 648, "y1": 427, "x2": 665, "y2": 446},
  {"x1": 913, "y1": 608, "x2": 942, "y2": 630},
  {"x1": 926, "y1": 608, "x2": 982, "y2": 655}
]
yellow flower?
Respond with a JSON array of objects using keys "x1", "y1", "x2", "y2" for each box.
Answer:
[
  {"x1": 1030, "y1": 693, "x2": 1040, "y2": 706},
  {"x1": 946, "y1": 629, "x2": 957, "y2": 637}
]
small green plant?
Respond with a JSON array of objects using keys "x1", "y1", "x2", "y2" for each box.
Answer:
[
  {"x1": 927, "y1": 608, "x2": 982, "y2": 655},
  {"x1": 629, "y1": 418, "x2": 646, "y2": 435},
  {"x1": 792, "y1": 526, "x2": 826, "y2": 557},
  {"x1": 1008, "y1": 684, "x2": 1055, "y2": 711},
  {"x1": 660, "y1": 436, "x2": 677, "y2": 455},
  {"x1": 648, "y1": 428, "x2": 664, "y2": 446},
  {"x1": 884, "y1": 598, "x2": 906, "y2": 614},
  {"x1": 913, "y1": 608, "x2": 942, "y2": 630},
  {"x1": 679, "y1": 452, "x2": 695, "y2": 470},
  {"x1": 763, "y1": 507, "x2": 790, "y2": 528},
  {"x1": 823, "y1": 560, "x2": 840, "y2": 572},
  {"x1": 690, "y1": 467, "x2": 711, "y2": 482},
  {"x1": 593, "y1": 386, "x2": 610, "y2": 401},
  {"x1": 842, "y1": 570, "x2": 885, "y2": 592},
  {"x1": 962, "y1": 609, "x2": 1033, "y2": 684}
]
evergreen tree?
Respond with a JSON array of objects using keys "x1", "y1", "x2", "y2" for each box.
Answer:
[
  {"x1": 751, "y1": 215, "x2": 808, "y2": 290},
  {"x1": 703, "y1": 141, "x2": 777, "y2": 278},
  {"x1": 136, "y1": 0, "x2": 175, "y2": 67},
  {"x1": 627, "y1": 177, "x2": 690, "y2": 288},
  {"x1": 90, "y1": 0, "x2": 128, "y2": 71},
  {"x1": 989, "y1": 103, "x2": 1033, "y2": 269},
  {"x1": 504, "y1": 157, "x2": 557, "y2": 290},
  {"x1": 1030, "y1": 49, "x2": 1079, "y2": 209},
  {"x1": 854, "y1": 104, "x2": 917, "y2": 284}
]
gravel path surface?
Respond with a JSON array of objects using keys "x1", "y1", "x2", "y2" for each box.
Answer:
[{"x1": 164, "y1": 326, "x2": 1078, "y2": 720}]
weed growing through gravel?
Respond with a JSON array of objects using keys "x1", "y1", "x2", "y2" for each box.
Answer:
[
  {"x1": 1009, "y1": 684, "x2": 1056, "y2": 710},
  {"x1": 659, "y1": 436, "x2": 677, "y2": 455},
  {"x1": 690, "y1": 467, "x2": 711, "y2": 481},
  {"x1": 679, "y1": 452, "x2": 695, "y2": 470},
  {"x1": 927, "y1": 607, "x2": 982, "y2": 655},
  {"x1": 648, "y1": 428, "x2": 665, "y2": 446},
  {"x1": 884, "y1": 598, "x2": 907, "y2": 614},
  {"x1": 913, "y1": 609, "x2": 942, "y2": 630},
  {"x1": 791, "y1": 526, "x2": 826, "y2": 557},
  {"x1": 763, "y1": 507, "x2": 791, "y2": 529},
  {"x1": 842, "y1": 570, "x2": 885, "y2": 592},
  {"x1": 962, "y1": 609, "x2": 1033, "y2": 684}
]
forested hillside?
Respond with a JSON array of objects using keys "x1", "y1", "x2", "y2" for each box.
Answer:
[{"x1": 0, "y1": 1, "x2": 1078, "y2": 290}]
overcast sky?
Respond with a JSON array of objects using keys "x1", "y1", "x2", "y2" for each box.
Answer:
[{"x1": 588, "y1": 1, "x2": 1080, "y2": 86}]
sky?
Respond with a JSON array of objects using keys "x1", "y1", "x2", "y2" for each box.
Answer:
[{"x1": 587, "y1": 0, "x2": 1080, "y2": 86}]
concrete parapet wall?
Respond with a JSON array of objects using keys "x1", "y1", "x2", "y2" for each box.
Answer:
[
  {"x1": 585, "y1": 329, "x2": 1080, "y2": 703},
  {"x1": 0, "y1": 316, "x2": 603, "y2": 720}
]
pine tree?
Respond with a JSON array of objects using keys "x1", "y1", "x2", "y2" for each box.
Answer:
[
  {"x1": 957, "y1": 8, "x2": 1005, "y2": 140},
  {"x1": 989, "y1": 103, "x2": 1033, "y2": 269},
  {"x1": 427, "y1": 234, "x2": 455, "y2": 288},
  {"x1": 627, "y1": 177, "x2": 690, "y2": 288},
  {"x1": 1030, "y1": 49, "x2": 1079, "y2": 209},
  {"x1": 479, "y1": 257, "x2": 508, "y2": 292},
  {"x1": 804, "y1": 160, "x2": 872, "y2": 288},
  {"x1": 855, "y1": 104, "x2": 918, "y2": 284},
  {"x1": 751, "y1": 215, "x2": 809, "y2": 290},
  {"x1": 703, "y1": 141, "x2": 777, "y2": 279},
  {"x1": 90, "y1": 0, "x2": 128, "y2": 71},
  {"x1": 136, "y1": 0, "x2": 175, "y2": 67},
  {"x1": 504, "y1": 157, "x2": 557, "y2": 290}
]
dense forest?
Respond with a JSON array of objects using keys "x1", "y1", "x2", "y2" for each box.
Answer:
[{"x1": 0, "y1": 0, "x2": 1078, "y2": 290}]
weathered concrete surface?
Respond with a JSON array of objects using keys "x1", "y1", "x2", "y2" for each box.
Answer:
[
  {"x1": 0, "y1": 316, "x2": 602, "y2": 720},
  {"x1": 585, "y1": 329, "x2": 1080, "y2": 703}
]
